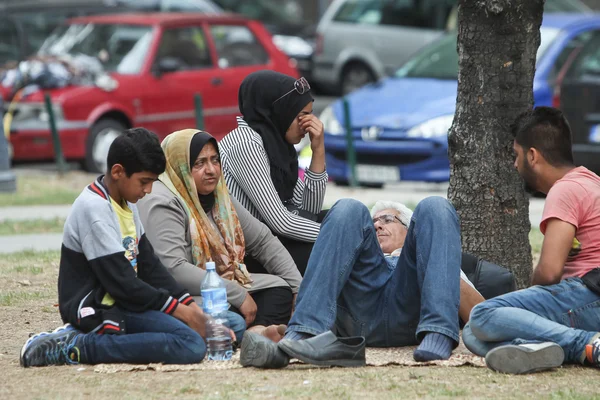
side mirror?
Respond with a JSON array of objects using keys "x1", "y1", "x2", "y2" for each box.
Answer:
[{"x1": 153, "y1": 57, "x2": 182, "y2": 76}]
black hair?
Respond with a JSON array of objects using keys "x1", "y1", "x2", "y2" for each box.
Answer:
[
  {"x1": 106, "y1": 127, "x2": 166, "y2": 176},
  {"x1": 511, "y1": 106, "x2": 574, "y2": 167}
]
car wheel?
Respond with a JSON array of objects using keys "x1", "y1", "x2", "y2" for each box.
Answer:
[
  {"x1": 341, "y1": 63, "x2": 376, "y2": 95},
  {"x1": 361, "y1": 182, "x2": 384, "y2": 189},
  {"x1": 84, "y1": 119, "x2": 126, "y2": 173}
]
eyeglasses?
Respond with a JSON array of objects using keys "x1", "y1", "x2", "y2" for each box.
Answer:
[
  {"x1": 372, "y1": 214, "x2": 406, "y2": 227},
  {"x1": 272, "y1": 77, "x2": 311, "y2": 105}
]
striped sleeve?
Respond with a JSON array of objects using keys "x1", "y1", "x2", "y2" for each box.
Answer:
[
  {"x1": 225, "y1": 135, "x2": 321, "y2": 243},
  {"x1": 300, "y1": 168, "x2": 328, "y2": 214}
]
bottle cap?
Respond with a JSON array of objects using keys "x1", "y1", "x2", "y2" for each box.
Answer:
[{"x1": 206, "y1": 261, "x2": 216, "y2": 270}]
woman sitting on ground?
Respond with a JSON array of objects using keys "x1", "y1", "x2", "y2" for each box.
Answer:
[
  {"x1": 218, "y1": 70, "x2": 328, "y2": 276},
  {"x1": 138, "y1": 129, "x2": 301, "y2": 341}
]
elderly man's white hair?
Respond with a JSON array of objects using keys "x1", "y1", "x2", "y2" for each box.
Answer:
[{"x1": 370, "y1": 201, "x2": 413, "y2": 227}]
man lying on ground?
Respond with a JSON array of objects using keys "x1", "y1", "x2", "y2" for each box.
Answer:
[
  {"x1": 20, "y1": 128, "x2": 245, "y2": 367},
  {"x1": 463, "y1": 107, "x2": 600, "y2": 374},
  {"x1": 240, "y1": 197, "x2": 485, "y2": 368}
]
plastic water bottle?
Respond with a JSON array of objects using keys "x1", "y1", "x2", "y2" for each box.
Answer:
[{"x1": 200, "y1": 261, "x2": 233, "y2": 361}]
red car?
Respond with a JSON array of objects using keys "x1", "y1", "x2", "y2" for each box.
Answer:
[{"x1": 4, "y1": 13, "x2": 298, "y2": 172}]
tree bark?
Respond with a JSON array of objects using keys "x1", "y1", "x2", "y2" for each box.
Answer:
[{"x1": 448, "y1": 0, "x2": 544, "y2": 288}]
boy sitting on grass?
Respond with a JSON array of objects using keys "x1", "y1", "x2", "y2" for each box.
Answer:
[{"x1": 20, "y1": 128, "x2": 245, "y2": 367}]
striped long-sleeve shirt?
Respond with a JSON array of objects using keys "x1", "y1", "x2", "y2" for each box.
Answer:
[{"x1": 219, "y1": 117, "x2": 328, "y2": 243}]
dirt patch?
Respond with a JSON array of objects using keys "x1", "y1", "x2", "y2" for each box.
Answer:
[{"x1": 1, "y1": 251, "x2": 597, "y2": 400}]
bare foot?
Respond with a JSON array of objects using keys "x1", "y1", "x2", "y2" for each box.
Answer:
[{"x1": 262, "y1": 324, "x2": 287, "y2": 343}]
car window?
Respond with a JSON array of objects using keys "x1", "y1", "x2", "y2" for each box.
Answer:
[
  {"x1": 565, "y1": 31, "x2": 600, "y2": 79},
  {"x1": 395, "y1": 27, "x2": 560, "y2": 80},
  {"x1": 40, "y1": 23, "x2": 153, "y2": 74},
  {"x1": 210, "y1": 25, "x2": 269, "y2": 68},
  {"x1": 333, "y1": 0, "x2": 454, "y2": 30},
  {"x1": 549, "y1": 30, "x2": 595, "y2": 81},
  {"x1": 10, "y1": 11, "x2": 72, "y2": 55},
  {"x1": 156, "y1": 27, "x2": 213, "y2": 70}
]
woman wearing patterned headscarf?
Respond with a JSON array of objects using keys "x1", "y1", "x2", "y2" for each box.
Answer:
[
  {"x1": 219, "y1": 70, "x2": 328, "y2": 276},
  {"x1": 138, "y1": 129, "x2": 301, "y2": 341}
]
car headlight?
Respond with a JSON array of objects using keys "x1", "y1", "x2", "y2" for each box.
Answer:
[
  {"x1": 11, "y1": 102, "x2": 64, "y2": 123},
  {"x1": 319, "y1": 106, "x2": 344, "y2": 135},
  {"x1": 407, "y1": 114, "x2": 454, "y2": 138}
]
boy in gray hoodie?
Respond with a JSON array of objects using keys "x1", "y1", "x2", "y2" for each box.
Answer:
[{"x1": 20, "y1": 128, "x2": 245, "y2": 367}]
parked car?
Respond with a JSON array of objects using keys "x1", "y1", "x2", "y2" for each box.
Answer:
[
  {"x1": 2, "y1": 13, "x2": 298, "y2": 172},
  {"x1": 209, "y1": 0, "x2": 315, "y2": 81},
  {"x1": 312, "y1": 0, "x2": 592, "y2": 95},
  {"x1": 0, "y1": 0, "x2": 314, "y2": 80},
  {"x1": 320, "y1": 13, "x2": 600, "y2": 185}
]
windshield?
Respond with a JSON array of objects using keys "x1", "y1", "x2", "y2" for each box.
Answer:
[
  {"x1": 212, "y1": 0, "x2": 301, "y2": 25},
  {"x1": 545, "y1": 0, "x2": 591, "y2": 12},
  {"x1": 39, "y1": 23, "x2": 153, "y2": 74},
  {"x1": 395, "y1": 27, "x2": 561, "y2": 80}
]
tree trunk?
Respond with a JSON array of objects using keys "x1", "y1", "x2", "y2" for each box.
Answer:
[{"x1": 448, "y1": 0, "x2": 544, "y2": 288}]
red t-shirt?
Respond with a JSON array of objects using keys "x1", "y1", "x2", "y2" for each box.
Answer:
[{"x1": 541, "y1": 166, "x2": 600, "y2": 279}]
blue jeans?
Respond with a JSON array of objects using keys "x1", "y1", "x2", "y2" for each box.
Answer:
[
  {"x1": 463, "y1": 278, "x2": 600, "y2": 363},
  {"x1": 77, "y1": 309, "x2": 246, "y2": 364},
  {"x1": 287, "y1": 197, "x2": 461, "y2": 347}
]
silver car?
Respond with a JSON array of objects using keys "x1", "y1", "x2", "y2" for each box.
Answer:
[{"x1": 312, "y1": 0, "x2": 591, "y2": 95}]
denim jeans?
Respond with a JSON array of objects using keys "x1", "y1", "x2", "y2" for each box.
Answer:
[
  {"x1": 463, "y1": 278, "x2": 600, "y2": 363},
  {"x1": 77, "y1": 309, "x2": 246, "y2": 364},
  {"x1": 287, "y1": 197, "x2": 461, "y2": 347}
]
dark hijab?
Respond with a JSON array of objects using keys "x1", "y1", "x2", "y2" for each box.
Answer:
[
  {"x1": 189, "y1": 131, "x2": 218, "y2": 213},
  {"x1": 238, "y1": 70, "x2": 313, "y2": 202}
]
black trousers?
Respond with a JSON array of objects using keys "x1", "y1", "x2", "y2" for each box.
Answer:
[
  {"x1": 245, "y1": 209, "x2": 329, "y2": 276},
  {"x1": 231, "y1": 286, "x2": 293, "y2": 327}
]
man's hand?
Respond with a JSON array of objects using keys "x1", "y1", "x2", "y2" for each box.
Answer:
[
  {"x1": 173, "y1": 303, "x2": 208, "y2": 338},
  {"x1": 239, "y1": 294, "x2": 257, "y2": 325}
]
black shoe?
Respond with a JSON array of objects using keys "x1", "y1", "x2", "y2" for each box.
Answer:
[
  {"x1": 20, "y1": 324, "x2": 82, "y2": 367},
  {"x1": 278, "y1": 331, "x2": 366, "y2": 367},
  {"x1": 239, "y1": 331, "x2": 289, "y2": 369}
]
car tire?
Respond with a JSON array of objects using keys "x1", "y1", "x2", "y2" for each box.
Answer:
[
  {"x1": 361, "y1": 182, "x2": 384, "y2": 189},
  {"x1": 340, "y1": 62, "x2": 376, "y2": 95},
  {"x1": 333, "y1": 179, "x2": 384, "y2": 189},
  {"x1": 84, "y1": 118, "x2": 126, "y2": 173},
  {"x1": 334, "y1": 179, "x2": 350, "y2": 187}
]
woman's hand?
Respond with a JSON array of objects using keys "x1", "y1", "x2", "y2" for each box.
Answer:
[
  {"x1": 299, "y1": 114, "x2": 325, "y2": 153},
  {"x1": 239, "y1": 293, "x2": 257, "y2": 325}
]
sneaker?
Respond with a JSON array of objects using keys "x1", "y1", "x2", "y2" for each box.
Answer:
[
  {"x1": 585, "y1": 337, "x2": 600, "y2": 366},
  {"x1": 485, "y1": 342, "x2": 564, "y2": 374},
  {"x1": 20, "y1": 323, "x2": 82, "y2": 368}
]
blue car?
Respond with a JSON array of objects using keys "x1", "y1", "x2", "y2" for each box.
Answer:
[{"x1": 320, "y1": 13, "x2": 600, "y2": 184}]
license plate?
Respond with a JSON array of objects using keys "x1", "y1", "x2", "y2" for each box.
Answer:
[{"x1": 355, "y1": 165, "x2": 400, "y2": 183}]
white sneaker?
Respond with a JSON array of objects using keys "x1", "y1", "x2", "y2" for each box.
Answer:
[{"x1": 485, "y1": 342, "x2": 564, "y2": 374}]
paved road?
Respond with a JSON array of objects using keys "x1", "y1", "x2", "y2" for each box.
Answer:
[
  {"x1": 0, "y1": 181, "x2": 545, "y2": 253},
  {"x1": 0, "y1": 233, "x2": 63, "y2": 254}
]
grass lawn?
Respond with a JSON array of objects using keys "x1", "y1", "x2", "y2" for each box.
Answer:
[
  {"x1": 4, "y1": 235, "x2": 593, "y2": 399},
  {"x1": 0, "y1": 218, "x2": 65, "y2": 236},
  {"x1": 0, "y1": 171, "x2": 94, "y2": 207}
]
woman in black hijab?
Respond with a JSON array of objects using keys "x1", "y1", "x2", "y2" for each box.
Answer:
[{"x1": 219, "y1": 70, "x2": 328, "y2": 276}]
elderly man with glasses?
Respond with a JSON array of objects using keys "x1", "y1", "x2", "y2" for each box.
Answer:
[{"x1": 241, "y1": 196, "x2": 485, "y2": 368}]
